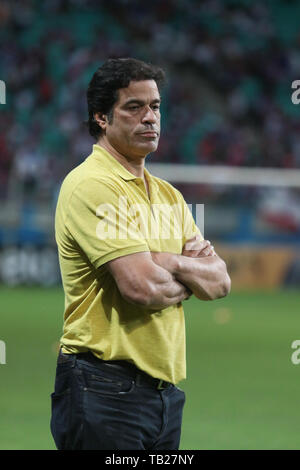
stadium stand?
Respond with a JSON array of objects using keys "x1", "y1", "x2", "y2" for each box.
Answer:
[
  {"x1": 0, "y1": 0, "x2": 300, "y2": 286},
  {"x1": 1, "y1": 1, "x2": 300, "y2": 201}
]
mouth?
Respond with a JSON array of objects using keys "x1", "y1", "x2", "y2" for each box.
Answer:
[{"x1": 138, "y1": 131, "x2": 158, "y2": 138}]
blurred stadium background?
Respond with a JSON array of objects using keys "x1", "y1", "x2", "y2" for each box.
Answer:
[{"x1": 1, "y1": 0, "x2": 300, "y2": 450}]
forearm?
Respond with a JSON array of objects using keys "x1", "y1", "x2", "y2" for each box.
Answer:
[
  {"x1": 151, "y1": 252, "x2": 231, "y2": 301},
  {"x1": 176, "y1": 255, "x2": 230, "y2": 300},
  {"x1": 142, "y1": 269, "x2": 191, "y2": 310},
  {"x1": 117, "y1": 255, "x2": 191, "y2": 310}
]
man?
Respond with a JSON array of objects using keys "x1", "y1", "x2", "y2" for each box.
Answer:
[{"x1": 51, "y1": 58, "x2": 231, "y2": 450}]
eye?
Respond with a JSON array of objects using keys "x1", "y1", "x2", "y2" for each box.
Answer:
[{"x1": 151, "y1": 105, "x2": 160, "y2": 111}]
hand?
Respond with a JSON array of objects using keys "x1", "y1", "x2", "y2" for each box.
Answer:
[{"x1": 182, "y1": 235, "x2": 216, "y2": 258}]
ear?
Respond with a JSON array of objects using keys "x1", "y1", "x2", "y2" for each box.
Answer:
[{"x1": 94, "y1": 112, "x2": 108, "y2": 131}]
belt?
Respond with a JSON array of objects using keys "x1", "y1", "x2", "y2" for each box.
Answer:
[{"x1": 58, "y1": 349, "x2": 172, "y2": 390}]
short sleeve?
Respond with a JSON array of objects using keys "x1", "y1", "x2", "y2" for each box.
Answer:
[{"x1": 65, "y1": 178, "x2": 149, "y2": 268}]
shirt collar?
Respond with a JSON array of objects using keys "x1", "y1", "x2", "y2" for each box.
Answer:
[
  {"x1": 92, "y1": 144, "x2": 137, "y2": 181},
  {"x1": 92, "y1": 145, "x2": 159, "y2": 196}
]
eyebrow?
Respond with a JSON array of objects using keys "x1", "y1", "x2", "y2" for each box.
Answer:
[{"x1": 123, "y1": 98, "x2": 161, "y2": 107}]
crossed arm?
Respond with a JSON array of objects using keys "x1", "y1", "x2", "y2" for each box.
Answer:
[
  {"x1": 106, "y1": 235, "x2": 231, "y2": 311},
  {"x1": 150, "y1": 238, "x2": 231, "y2": 302}
]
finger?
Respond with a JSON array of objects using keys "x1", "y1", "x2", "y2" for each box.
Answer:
[
  {"x1": 184, "y1": 243, "x2": 201, "y2": 251},
  {"x1": 192, "y1": 234, "x2": 201, "y2": 240},
  {"x1": 182, "y1": 249, "x2": 200, "y2": 258},
  {"x1": 186, "y1": 234, "x2": 199, "y2": 242},
  {"x1": 199, "y1": 245, "x2": 216, "y2": 256},
  {"x1": 199, "y1": 248, "x2": 212, "y2": 257},
  {"x1": 185, "y1": 234, "x2": 202, "y2": 244},
  {"x1": 184, "y1": 239, "x2": 209, "y2": 251}
]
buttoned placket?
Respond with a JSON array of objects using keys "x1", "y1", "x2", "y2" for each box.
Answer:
[{"x1": 134, "y1": 176, "x2": 157, "y2": 223}]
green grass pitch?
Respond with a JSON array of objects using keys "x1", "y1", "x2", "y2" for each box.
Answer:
[{"x1": 0, "y1": 286, "x2": 299, "y2": 450}]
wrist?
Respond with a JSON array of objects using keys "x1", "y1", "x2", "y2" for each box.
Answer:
[
  {"x1": 151, "y1": 252, "x2": 181, "y2": 275},
  {"x1": 172, "y1": 253, "x2": 182, "y2": 276},
  {"x1": 161, "y1": 252, "x2": 181, "y2": 275}
]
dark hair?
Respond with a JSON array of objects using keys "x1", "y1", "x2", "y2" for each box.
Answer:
[{"x1": 86, "y1": 58, "x2": 166, "y2": 140}]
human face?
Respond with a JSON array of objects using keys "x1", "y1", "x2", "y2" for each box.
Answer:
[{"x1": 102, "y1": 80, "x2": 161, "y2": 159}]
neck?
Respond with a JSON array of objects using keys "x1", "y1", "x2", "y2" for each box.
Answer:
[{"x1": 97, "y1": 137, "x2": 145, "y2": 178}]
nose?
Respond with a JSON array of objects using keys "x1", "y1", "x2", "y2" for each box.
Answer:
[{"x1": 141, "y1": 106, "x2": 158, "y2": 124}]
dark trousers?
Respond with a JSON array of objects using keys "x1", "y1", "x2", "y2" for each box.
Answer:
[{"x1": 50, "y1": 351, "x2": 186, "y2": 450}]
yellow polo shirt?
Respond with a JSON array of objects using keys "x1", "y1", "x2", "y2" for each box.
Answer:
[{"x1": 55, "y1": 144, "x2": 202, "y2": 384}]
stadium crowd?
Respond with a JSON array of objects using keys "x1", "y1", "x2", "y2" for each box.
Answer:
[{"x1": 0, "y1": 0, "x2": 300, "y2": 205}]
